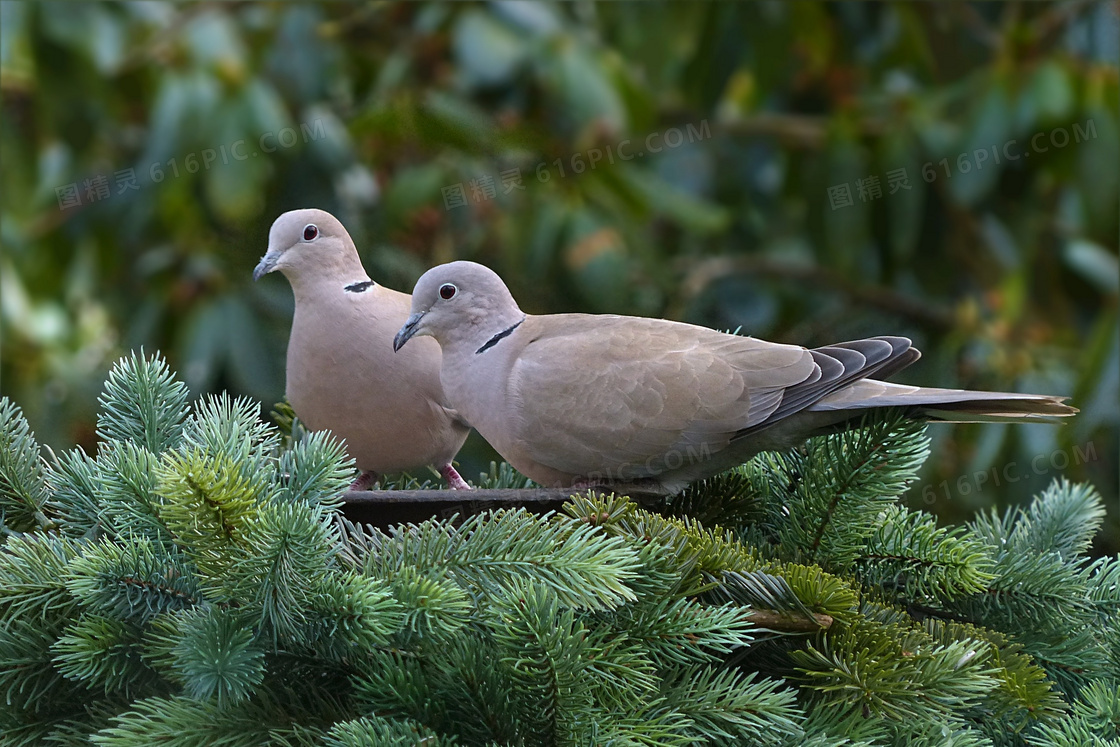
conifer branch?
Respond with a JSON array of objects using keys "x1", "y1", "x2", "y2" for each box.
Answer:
[
  {"x1": 744, "y1": 609, "x2": 834, "y2": 632},
  {"x1": 96, "y1": 351, "x2": 188, "y2": 455},
  {"x1": 0, "y1": 357, "x2": 1112, "y2": 745},
  {"x1": 0, "y1": 397, "x2": 51, "y2": 532}
]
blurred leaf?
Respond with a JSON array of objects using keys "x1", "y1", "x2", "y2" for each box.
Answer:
[
  {"x1": 1077, "y1": 106, "x2": 1120, "y2": 233},
  {"x1": 1070, "y1": 310, "x2": 1119, "y2": 438},
  {"x1": 302, "y1": 104, "x2": 356, "y2": 169},
  {"x1": 1028, "y1": 61, "x2": 1074, "y2": 124},
  {"x1": 823, "y1": 131, "x2": 870, "y2": 273},
  {"x1": 177, "y1": 298, "x2": 227, "y2": 395},
  {"x1": 523, "y1": 198, "x2": 568, "y2": 280},
  {"x1": 267, "y1": 5, "x2": 331, "y2": 101},
  {"x1": 222, "y1": 296, "x2": 281, "y2": 401},
  {"x1": 947, "y1": 82, "x2": 1010, "y2": 207},
  {"x1": 418, "y1": 91, "x2": 495, "y2": 152},
  {"x1": 491, "y1": 0, "x2": 563, "y2": 37},
  {"x1": 453, "y1": 10, "x2": 528, "y2": 89},
  {"x1": 186, "y1": 10, "x2": 247, "y2": 72},
  {"x1": 979, "y1": 214, "x2": 1021, "y2": 272},
  {"x1": 539, "y1": 36, "x2": 627, "y2": 135},
  {"x1": 204, "y1": 152, "x2": 269, "y2": 222},
  {"x1": 32, "y1": 142, "x2": 72, "y2": 208},
  {"x1": 880, "y1": 130, "x2": 925, "y2": 266},
  {"x1": 1063, "y1": 240, "x2": 1119, "y2": 295},
  {"x1": 0, "y1": 1, "x2": 30, "y2": 70},
  {"x1": 202, "y1": 97, "x2": 273, "y2": 221},
  {"x1": 562, "y1": 210, "x2": 631, "y2": 313},
  {"x1": 141, "y1": 71, "x2": 222, "y2": 173},
  {"x1": 613, "y1": 166, "x2": 730, "y2": 236},
  {"x1": 88, "y1": 5, "x2": 127, "y2": 74},
  {"x1": 382, "y1": 164, "x2": 447, "y2": 224},
  {"x1": 243, "y1": 79, "x2": 293, "y2": 138},
  {"x1": 39, "y1": 3, "x2": 123, "y2": 72}
]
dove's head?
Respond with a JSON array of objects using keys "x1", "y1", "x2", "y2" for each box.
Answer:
[
  {"x1": 254, "y1": 209, "x2": 363, "y2": 285},
  {"x1": 394, "y1": 261, "x2": 523, "y2": 353}
]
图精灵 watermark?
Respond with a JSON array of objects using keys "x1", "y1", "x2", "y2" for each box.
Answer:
[
  {"x1": 919, "y1": 441, "x2": 1098, "y2": 504},
  {"x1": 54, "y1": 119, "x2": 329, "y2": 211},
  {"x1": 442, "y1": 120, "x2": 712, "y2": 211},
  {"x1": 827, "y1": 118, "x2": 1098, "y2": 210}
]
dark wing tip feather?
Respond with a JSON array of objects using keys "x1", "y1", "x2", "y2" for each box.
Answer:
[{"x1": 774, "y1": 336, "x2": 920, "y2": 421}]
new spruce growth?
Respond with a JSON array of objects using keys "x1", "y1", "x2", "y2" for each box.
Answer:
[{"x1": 0, "y1": 352, "x2": 1116, "y2": 746}]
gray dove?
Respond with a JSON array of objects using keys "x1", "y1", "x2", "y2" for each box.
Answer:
[
  {"x1": 254, "y1": 209, "x2": 471, "y2": 490},
  {"x1": 393, "y1": 260, "x2": 1076, "y2": 494}
]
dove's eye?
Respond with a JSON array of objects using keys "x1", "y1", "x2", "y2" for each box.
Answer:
[
  {"x1": 439, "y1": 283, "x2": 458, "y2": 300},
  {"x1": 303, "y1": 224, "x2": 319, "y2": 241}
]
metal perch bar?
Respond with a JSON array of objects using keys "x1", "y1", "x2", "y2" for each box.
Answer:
[
  {"x1": 338, "y1": 486, "x2": 665, "y2": 527},
  {"x1": 341, "y1": 487, "x2": 586, "y2": 505}
]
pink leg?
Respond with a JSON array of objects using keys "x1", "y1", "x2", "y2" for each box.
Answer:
[
  {"x1": 349, "y1": 470, "x2": 378, "y2": 491},
  {"x1": 440, "y1": 463, "x2": 473, "y2": 491}
]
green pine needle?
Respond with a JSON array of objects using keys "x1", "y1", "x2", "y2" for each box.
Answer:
[
  {"x1": 0, "y1": 533, "x2": 83, "y2": 621},
  {"x1": 791, "y1": 617, "x2": 999, "y2": 722},
  {"x1": 44, "y1": 445, "x2": 103, "y2": 538},
  {"x1": 170, "y1": 606, "x2": 265, "y2": 707},
  {"x1": 96, "y1": 351, "x2": 189, "y2": 455},
  {"x1": 854, "y1": 505, "x2": 996, "y2": 603},
  {"x1": 51, "y1": 614, "x2": 156, "y2": 697},
  {"x1": 655, "y1": 665, "x2": 802, "y2": 746},
  {"x1": 0, "y1": 396, "x2": 50, "y2": 532},
  {"x1": 65, "y1": 537, "x2": 200, "y2": 623},
  {"x1": 1, "y1": 355, "x2": 1114, "y2": 746},
  {"x1": 300, "y1": 571, "x2": 405, "y2": 659},
  {"x1": 366, "y1": 507, "x2": 642, "y2": 612},
  {"x1": 274, "y1": 430, "x2": 355, "y2": 508},
  {"x1": 326, "y1": 716, "x2": 451, "y2": 746},
  {"x1": 775, "y1": 412, "x2": 930, "y2": 570},
  {"x1": 155, "y1": 447, "x2": 265, "y2": 578}
]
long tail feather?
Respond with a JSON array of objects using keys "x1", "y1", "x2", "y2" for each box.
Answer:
[{"x1": 808, "y1": 379, "x2": 1077, "y2": 423}]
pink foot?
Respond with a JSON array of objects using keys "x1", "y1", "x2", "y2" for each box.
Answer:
[
  {"x1": 349, "y1": 470, "x2": 378, "y2": 491},
  {"x1": 440, "y1": 463, "x2": 473, "y2": 491}
]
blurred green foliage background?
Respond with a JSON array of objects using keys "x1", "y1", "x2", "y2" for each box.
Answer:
[{"x1": 2, "y1": 2, "x2": 1117, "y2": 550}]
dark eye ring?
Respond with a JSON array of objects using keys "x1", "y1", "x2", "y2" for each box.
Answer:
[
  {"x1": 303, "y1": 224, "x2": 319, "y2": 241},
  {"x1": 439, "y1": 283, "x2": 457, "y2": 300}
]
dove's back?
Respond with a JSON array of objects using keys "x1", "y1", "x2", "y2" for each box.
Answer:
[{"x1": 445, "y1": 314, "x2": 1073, "y2": 493}]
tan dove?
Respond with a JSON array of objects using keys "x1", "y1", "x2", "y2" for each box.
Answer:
[
  {"x1": 393, "y1": 261, "x2": 1076, "y2": 494},
  {"x1": 254, "y1": 209, "x2": 471, "y2": 490}
]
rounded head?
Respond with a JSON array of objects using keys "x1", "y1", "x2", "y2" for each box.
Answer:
[
  {"x1": 253, "y1": 208, "x2": 360, "y2": 282},
  {"x1": 393, "y1": 261, "x2": 521, "y2": 351}
]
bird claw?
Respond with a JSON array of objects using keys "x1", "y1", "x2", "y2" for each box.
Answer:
[
  {"x1": 441, "y1": 464, "x2": 473, "y2": 491},
  {"x1": 349, "y1": 471, "x2": 378, "y2": 491}
]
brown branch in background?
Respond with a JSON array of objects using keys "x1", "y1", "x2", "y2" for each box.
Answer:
[
  {"x1": 709, "y1": 113, "x2": 885, "y2": 149},
  {"x1": 953, "y1": 2, "x2": 1002, "y2": 50},
  {"x1": 116, "y1": 3, "x2": 221, "y2": 73},
  {"x1": 672, "y1": 256, "x2": 957, "y2": 331},
  {"x1": 1028, "y1": 0, "x2": 1098, "y2": 47}
]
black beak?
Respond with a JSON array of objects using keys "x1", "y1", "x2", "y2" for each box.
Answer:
[
  {"x1": 253, "y1": 251, "x2": 280, "y2": 281},
  {"x1": 394, "y1": 312, "x2": 425, "y2": 352}
]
